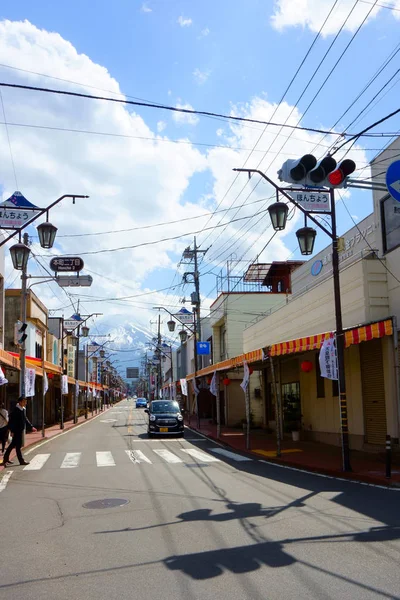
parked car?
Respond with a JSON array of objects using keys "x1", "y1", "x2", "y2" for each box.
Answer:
[
  {"x1": 135, "y1": 397, "x2": 148, "y2": 408},
  {"x1": 145, "y1": 400, "x2": 184, "y2": 437}
]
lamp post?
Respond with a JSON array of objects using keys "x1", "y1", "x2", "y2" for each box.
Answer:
[
  {"x1": 10, "y1": 221, "x2": 60, "y2": 401},
  {"x1": 234, "y1": 166, "x2": 351, "y2": 472}
]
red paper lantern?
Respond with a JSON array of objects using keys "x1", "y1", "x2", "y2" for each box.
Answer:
[
  {"x1": 47, "y1": 373, "x2": 54, "y2": 380},
  {"x1": 301, "y1": 360, "x2": 313, "y2": 373},
  {"x1": 222, "y1": 377, "x2": 231, "y2": 386},
  {"x1": 207, "y1": 376, "x2": 213, "y2": 385},
  {"x1": 248, "y1": 367, "x2": 254, "y2": 375}
]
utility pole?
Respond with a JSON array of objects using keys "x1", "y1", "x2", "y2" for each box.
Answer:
[
  {"x1": 181, "y1": 237, "x2": 208, "y2": 426},
  {"x1": 19, "y1": 232, "x2": 29, "y2": 398}
]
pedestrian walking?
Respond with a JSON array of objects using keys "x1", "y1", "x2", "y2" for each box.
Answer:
[
  {"x1": 0, "y1": 402, "x2": 9, "y2": 454},
  {"x1": 1, "y1": 397, "x2": 37, "y2": 466}
]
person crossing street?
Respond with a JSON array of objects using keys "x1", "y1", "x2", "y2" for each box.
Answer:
[{"x1": 1, "y1": 397, "x2": 36, "y2": 467}]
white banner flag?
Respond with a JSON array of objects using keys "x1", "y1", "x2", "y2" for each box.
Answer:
[
  {"x1": 44, "y1": 372, "x2": 49, "y2": 394},
  {"x1": 61, "y1": 374, "x2": 68, "y2": 395},
  {"x1": 0, "y1": 366, "x2": 8, "y2": 386},
  {"x1": 75, "y1": 381, "x2": 79, "y2": 397},
  {"x1": 210, "y1": 372, "x2": 218, "y2": 397},
  {"x1": 25, "y1": 368, "x2": 36, "y2": 397},
  {"x1": 180, "y1": 378, "x2": 188, "y2": 396},
  {"x1": 319, "y1": 337, "x2": 338, "y2": 380},
  {"x1": 240, "y1": 361, "x2": 250, "y2": 391},
  {"x1": 192, "y1": 378, "x2": 200, "y2": 396}
]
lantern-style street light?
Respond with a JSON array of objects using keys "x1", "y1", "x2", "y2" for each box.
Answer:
[
  {"x1": 268, "y1": 201, "x2": 288, "y2": 232},
  {"x1": 167, "y1": 319, "x2": 176, "y2": 332},
  {"x1": 179, "y1": 329, "x2": 188, "y2": 343},
  {"x1": 9, "y1": 242, "x2": 31, "y2": 271},
  {"x1": 37, "y1": 221, "x2": 58, "y2": 249},
  {"x1": 296, "y1": 226, "x2": 317, "y2": 256}
]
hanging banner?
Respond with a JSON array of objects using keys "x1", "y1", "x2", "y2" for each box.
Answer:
[
  {"x1": 25, "y1": 368, "x2": 36, "y2": 397},
  {"x1": 180, "y1": 378, "x2": 188, "y2": 396},
  {"x1": 319, "y1": 336, "x2": 338, "y2": 380},
  {"x1": 240, "y1": 361, "x2": 250, "y2": 391},
  {"x1": 67, "y1": 344, "x2": 75, "y2": 378},
  {"x1": 75, "y1": 381, "x2": 79, "y2": 398},
  {"x1": 0, "y1": 366, "x2": 8, "y2": 386},
  {"x1": 61, "y1": 374, "x2": 68, "y2": 395},
  {"x1": 210, "y1": 372, "x2": 218, "y2": 397},
  {"x1": 44, "y1": 372, "x2": 49, "y2": 394},
  {"x1": 192, "y1": 378, "x2": 199, "y2": 396}
]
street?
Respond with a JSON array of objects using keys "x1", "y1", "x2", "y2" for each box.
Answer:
[{"x1": 1, "y1": 400, "x2": 400, "y2": 600}]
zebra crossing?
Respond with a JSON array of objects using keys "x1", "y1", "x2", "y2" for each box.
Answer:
[{"x1": 19, "y1": 446, "x2": 252, "y2": 471}]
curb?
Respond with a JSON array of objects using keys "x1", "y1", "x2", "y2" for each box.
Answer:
[
  {"x1": 0, "y1": 405, "x2": 114, "y2": 471},
  {"x1": 186, "y1": 424, "x2": 400, "y2": 489}
]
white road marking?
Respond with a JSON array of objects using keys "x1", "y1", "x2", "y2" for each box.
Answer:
[
  {"x1": 210, "y1": 448, "x2": 253, "y2": 462},
  {"x1": 100, "y1": 419, "x2": 118, "y2": 423},
  {"x1": 181, "y1": 449, "x2": 220, "y2": 463},
  {"x1": 0, "y1": 471, "x2": 13, "y2": 492},
  {"x1": 24, "y1": 453, "x2": 51, "y2": 470},
  {"x1": 61, "y1": 452, "x2": 81, "y2": 469},
  {"x1": 96, "y1": 451, "x2": 115, "y2": 467},
  {"x1": 125, "y1": 450, "x2": 152, "y2": 464},
  {"x1": 153, "y1": 449, "x2": 182, "y2": 463}
]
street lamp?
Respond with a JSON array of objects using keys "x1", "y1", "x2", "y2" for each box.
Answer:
[
  {"x1": 9, "y1": 242, "x2": 30, "y2": 271},
  {"x1": 179, "y1": 329, "x2": 188, "y2": 343},
  {"x1": 167, "y1": 319, "x2": 176, "y2": 332},
  {"x1": 37, "y1": 221, "x2": 58, "y2": 249},
  {"x1": 100, "y1": 349, "x2": 105, "y2": 358},
  {"x1": 268, "y1": 200, "x2": 289, "y2": 231},
  {"x1": 296, "y1": 226, "x2": 317, "y2": 255},
  {"x1": 81, "y1": 325, "x2": 89, "y2": 337}
]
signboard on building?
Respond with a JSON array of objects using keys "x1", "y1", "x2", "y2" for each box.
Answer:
[
  {"x1": 196, "y1": 341, "x2": 211, "y2": 355},
  {"x1": 50, "y1": 257, "x2": 84, "y2": 272},
  {"x1": 87, "y1": 344, "x2": 100, "y2": 355},
  {"x1": 64, "y1": 314, "x2": 82, "y2": 331},
  {"x1": 287, "y1": 190, "x2": 331, "y2": 212},
  {"x1": 57, "y1": 275, "x2": 93, "y2": 287},
  {"x1": 174, "y1": 307, "x2": 194, "y2": 324},
  {"x1": 0, "y1": 191, "x2": 41, "y2": 229},
  {"x1": 126, "y1": 367, "x2": 139, "y2": 379},
  {"x1": 67, "y1": 344, "x2": 75, "y2": 378},
  {"x1": 386, "y1": 160, "x2": 400, "y2": 203}
]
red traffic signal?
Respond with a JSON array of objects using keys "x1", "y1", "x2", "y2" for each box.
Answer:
[{"x1": 327, "y1": 159, "x2": 356, "y2": 187}]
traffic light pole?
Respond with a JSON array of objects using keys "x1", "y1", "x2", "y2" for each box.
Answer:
[
  {"x1": 233, "y1": 167, "x2": 352, "y2": 472},
  {"x1": 330, "y1": 189, "x2": 351, "y2": 472}
]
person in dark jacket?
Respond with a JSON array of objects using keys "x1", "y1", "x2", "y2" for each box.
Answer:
[{"x1": 1, "y1": 397, "x2": 36, "y2": 466}]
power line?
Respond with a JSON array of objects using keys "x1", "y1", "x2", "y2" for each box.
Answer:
[
  {"x1": 0, "y1": 89, "x2": 18, "y2": 188},
  {"x1": 0, "y1": 81, "x2": 394, "y2": 139}
]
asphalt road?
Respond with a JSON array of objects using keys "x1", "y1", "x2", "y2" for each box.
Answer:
[{"x1": 1, "y1": 400, "x2": 400, "y2": 600}]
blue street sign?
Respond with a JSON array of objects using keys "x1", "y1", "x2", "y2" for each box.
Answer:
[
  {"x1": 197, "y1": 341, "x2": 211, "y2": 355},
  {"x1": 386, "y1": 160, "x2": 400, "y2": 203}
]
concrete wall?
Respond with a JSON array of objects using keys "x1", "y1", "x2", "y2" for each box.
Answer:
[{"x1": 243, "y1": 256, "x2": 390, "y2": 353}]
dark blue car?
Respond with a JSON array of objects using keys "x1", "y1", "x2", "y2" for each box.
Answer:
[{"x1": 136, "y1": 397, "x2": 148, "y2": 408}]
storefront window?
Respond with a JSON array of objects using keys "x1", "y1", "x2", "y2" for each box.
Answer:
[{"x1": 282, "y1": 382, "x2": 301, "y2": 431}]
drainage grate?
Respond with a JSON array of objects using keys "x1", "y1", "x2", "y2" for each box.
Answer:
[{"x1": 82, "y1": 498, "x2": 130, "y2": 509}]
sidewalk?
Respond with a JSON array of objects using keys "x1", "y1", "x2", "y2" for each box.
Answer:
[
  {"x1": 0, "y1": 406, "x2": 113, "y2": 471},
  {"x1": 185, "y1": 416, "x2": 400, "y2": 487}
]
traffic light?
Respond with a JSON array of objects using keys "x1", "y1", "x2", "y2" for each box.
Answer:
[
  {"x1": 326, "y1": 159, "x2": 356, "y2": 188},
  {"x1": 278, "y1": 155, "x2": 356, "y2": 188},
  {"x1": 14, "y1": 321, "x2": 28, "y2": 346},
  {"x1": 278, "y1": 154, "x2": 317, "y2": 184}
]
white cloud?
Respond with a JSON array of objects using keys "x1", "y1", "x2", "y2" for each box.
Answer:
[
  {"x1": 193, "y1": 68, "x2": 211, "y2": 85},
  {"x1": 177, "y1": 16, "x2": 192, "y2": 27},
  {"x1": 157, "y1": 120, "x2": 167, "y2": 132},
  {"x1": 199, "y1": 27, "x2": 210, "y2": 38},
  {"x1": 172, "y1": 102, "x2": 199, "y2": 126},
  {"x1": 270, "y1": 0, "x2": 399, "y2": 36},
  {"x1": 140, "y1": 3, "x2": 152, "y2": 13},
  {"x1": 0, "y1": 19, "x2": 207, "y2": 329}
]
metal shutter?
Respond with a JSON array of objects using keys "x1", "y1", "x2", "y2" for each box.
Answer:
[{"x1": 360, "y1": 338, "x2": 387, "y2": 445}]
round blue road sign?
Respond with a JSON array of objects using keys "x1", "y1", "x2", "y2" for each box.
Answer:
[{"x1": 386, "y1": 160, "x2": 400, "y2": 202}]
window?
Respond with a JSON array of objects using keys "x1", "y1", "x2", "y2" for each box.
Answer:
[
  {"x1": 220, "y1": 326, "x2": 226, "y2": 360},
  {"x1": 315, "y1": 354, "x2": 325, "y2": 398},
  {"x1": 381, "y1": 193, "x2": 400, "y2": 253}
]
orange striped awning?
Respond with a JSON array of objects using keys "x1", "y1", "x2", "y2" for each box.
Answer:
[
  {"x1": 269, "y1": 318, "x2": 394, "y2": 357},
  {"x1": 345, "y1": 318, "x2": 393, "y2": 347},
  {"x1": 270, "y1": 332, "x2": 332, "y2": 357}
]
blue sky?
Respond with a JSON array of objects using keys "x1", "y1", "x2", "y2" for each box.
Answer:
[{"x1": 0, "y1": 0, "x2": 399, "y2": 364}]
